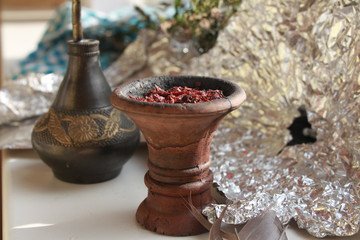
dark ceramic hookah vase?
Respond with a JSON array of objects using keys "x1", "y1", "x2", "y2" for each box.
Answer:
[{"x1": 31, "y1": 0, "x2": 139, "y2": 184}]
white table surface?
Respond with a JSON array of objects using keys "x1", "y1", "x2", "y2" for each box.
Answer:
[{"x1": 2, "y1": 146, "x2": 359, "y2": 240}]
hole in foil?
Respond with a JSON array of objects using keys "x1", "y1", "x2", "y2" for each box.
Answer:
[{"x1": 287, "y1": 107, "x2": 316, "y2": 146}]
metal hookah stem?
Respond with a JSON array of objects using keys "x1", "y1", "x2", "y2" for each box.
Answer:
[{"x1": 72, "y1": 0, "x2": 83, "y2": 42}]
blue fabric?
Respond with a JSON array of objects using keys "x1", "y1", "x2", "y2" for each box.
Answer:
[{"x1": 16, "y1": 3, "x2": 173, "y2": 79}]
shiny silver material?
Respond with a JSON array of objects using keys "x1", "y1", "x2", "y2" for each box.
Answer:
[
  {"x1": 0, "y1": 74, "x2": 62, "y2": 149},
  {"x1": 190, "y1": 0, "x2": 360, "y2": 237},
  {"x1": 0, "y1": 73, "x2": 62, "y2": 126}
]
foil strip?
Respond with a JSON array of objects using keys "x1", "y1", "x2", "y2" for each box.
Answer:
[{"x1": 187, "y1": 0, "x2": 360, "y2": 238}]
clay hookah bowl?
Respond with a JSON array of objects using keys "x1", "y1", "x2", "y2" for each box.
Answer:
[{"x1": 111, "y1": 76, "x2": 246, "y2": 236}]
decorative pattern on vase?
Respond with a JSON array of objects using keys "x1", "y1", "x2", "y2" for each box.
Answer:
[{"x1": 33, "y1": 107, "x2": 137, "y2": 147}]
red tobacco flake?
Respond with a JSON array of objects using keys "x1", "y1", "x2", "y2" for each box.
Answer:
[
  {"x1": 226, "y1": 173, "x2": 234, "y2": 179},
  {"x1": 129, "y1": 85, "x2": 225, "y2": 104}
]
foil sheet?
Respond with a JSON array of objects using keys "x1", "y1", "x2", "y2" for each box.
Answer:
[
  {"x1": 0, "y1": 73, "x2": 62, "y2": 125},
  {"x1": 0, "y1": 74, "x2": 63, "y2": 148},
  {"x1": 105, "y1": 28, "x2": 199, "y2": 85},
  {"x1": 186, "y1": 0, "x2": 360, "y2": 238},
  {"x1": 104, "y1": 29, "x2": 158, "y2": 86}
]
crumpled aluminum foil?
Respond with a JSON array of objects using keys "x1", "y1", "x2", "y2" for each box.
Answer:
[
  {"x1": 186, "y1": 0, "x2": 360, "y2": 238},
  {"x1": 0, "y1": 73, "x2": 62, "y2": 125},
  {"x1": 104, "y1": 28, "x2": 199, "y2": 84},
  {"x1": 0, "y1": 73, "x2": 63, "y2": 148},
  {"x1": 104, "y1": 29, "x2": 158, "y2": 85}
]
